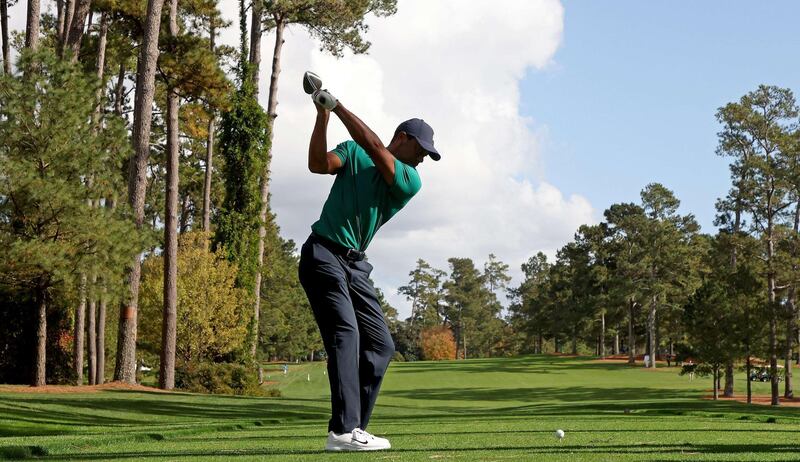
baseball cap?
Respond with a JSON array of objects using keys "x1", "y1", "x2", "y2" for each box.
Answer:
[{"x1": 395, "y1": 118, "x2": 440, "y2": 161}]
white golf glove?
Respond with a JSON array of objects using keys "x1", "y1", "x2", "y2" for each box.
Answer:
[{"x1": 312, "y1": 89, "x2": 338, "y2": 111}]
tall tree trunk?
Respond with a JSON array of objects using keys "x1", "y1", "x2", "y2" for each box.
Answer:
[
  {"x1": 60, "y1": 0, "x2": 75, "y2": 53},
  {"x1": 115, "y1": 0, "x2": 166, "y2": 384},
  {"x1": 93, "y1": 13, "x2": 108, "y2": 121},
  {"x1": 159, "y1": 0, "x2": 179, "y2": 391},
  {"x1": 248, "y1": 0, "x2": 263, "y2": 93},
  {"x1": 87, "y1": 273, "x2": 97, "y2": 385},
  {"x1": 96, "y1": 197, "x2": 114, "y2": 384},
  {"x1": 252, "y1": 15, "x2": 285, "y2": 371},
  {"x1": 628, "y1": 300, "x2": 636, "y2": 364},
  {"x1": 33, "y1": 286, "x2": 47, "y2": 387},
  {"x1": 1, "y1": 0, "x2": 10, "y2": 74},
  {"x1": 712, "y1": 368, "x2": 719, "y2": 400},
  {"x1": 768, "y1": 229, "x2": 780, "y2": 405},
  {"x1": 96, "y1": 276, "x2": 107, "y2": 385},
  {"x1": 74, "y1": 275, "x2": 86, "y2": 385},
  {"x1": 65, "y1": 0, "x2": 91, "y2": 62},
  {"x1": 647, "y1": 295, "x2": 657, "y2": 369},
  {"x1": 114, "y1": 62, "x2": 126, "y2": 116},
  {"x1": 613, "y1": 324, "x2": 620, "y2": 355},
  {"x1": 600, "y1": 311, "x2": 606, "y2": 358},
  {"x1": 733, "y1": 198, "x2": 750, "y2": 402},
  {"x1": 746, "y1": 351, "x2": 752, "y2": 404},
  {"x1": 785, "y1": 315, "x2": 794, "y2": 399},
  {"x1": 55, "y1": 0, "x2": 65, "y2": 47},
  {"x1": 723, "y1": 361, "x2": 734, "y2": 397},
  {"x1": 785, "y1": 201, "x2": 800, "y2": 394},
  {"x1": 202, "y1": 25, "x2": 216, "y2": 233},
  {"x1": 24, "y1": 0, "x2": 40, "y2": 50},
  {"x1": 454, "y1": 324, "x2": 461, "y2": 359}
]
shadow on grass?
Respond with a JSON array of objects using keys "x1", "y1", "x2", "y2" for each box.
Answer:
[
  {"x1": 5, "y1": 381, "x2": 798, "y2": 441},
  {"x1": 391, "y1": 355, "x2": 586, "y2": 375},
  {"x1": 380, "y1": 384, "x2": 800, "y2": 423},
  {"x1": 384, "y1": 385, "x2": 696, "y2": 403},
  {"x1": 0, "y1": 393, "x2": 330, "y2": 438},
  {"x1": 390, "y1": 354, "x2": 691, "y2": 377},
  {"x1": 23, "y1": 442, "x2": 800, "y2": 460},
  {"x1": 179, "y1": 425, "x2": 800, "y2": 445}
]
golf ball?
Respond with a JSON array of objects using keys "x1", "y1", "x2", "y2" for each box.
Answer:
[{"x1": 555, "y1": 429, "x2": 565, "y2": 439}]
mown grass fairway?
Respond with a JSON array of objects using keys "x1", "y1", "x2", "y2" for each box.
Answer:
[{"x1": 2, "y1": 355, "x2": 799, "y2": 461}]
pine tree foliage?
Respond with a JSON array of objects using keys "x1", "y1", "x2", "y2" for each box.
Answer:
[{"x1": 0, "y1": 49, "x2": 147, "y2": 301}]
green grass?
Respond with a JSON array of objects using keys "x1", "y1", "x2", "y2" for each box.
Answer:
[{"x1": 2, "y1": 355, "x2": 800, "y2": 461}]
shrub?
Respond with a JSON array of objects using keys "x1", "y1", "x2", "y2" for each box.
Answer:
[
  {"x1": 139, "y1": 232, "x2": 248, "y2": 363},
  {"x1": 174, "y1": 362, "x2": 271, "y2": 396},
  {"x1": 420, "y1": 326, "x2": 456, "y2": 360}
]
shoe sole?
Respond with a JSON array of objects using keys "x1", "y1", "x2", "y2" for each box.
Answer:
[{"x1": 325, "y1": 443, "x2": 390, "y2": 451}]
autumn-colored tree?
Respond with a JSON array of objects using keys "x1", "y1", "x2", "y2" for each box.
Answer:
[{"x1": 420, "y1": 326, "x2": 456, "y2": 361}]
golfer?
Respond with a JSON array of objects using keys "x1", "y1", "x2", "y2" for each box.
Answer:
[{"x1": 298, "y1": 85, "x2": 440, "y2": 451}]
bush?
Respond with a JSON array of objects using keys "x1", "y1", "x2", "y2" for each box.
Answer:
[
  {"x1": 175, "y1": 362, "x2": 271, "y2": 396},
  {"x1": 391, "y1": 351, "x2": 405, "y2": 362},
  {"x1": 420, "y1": 326, "x2": 456, "y2": 360},
  {"x1": 139, "y1": 232, "x2": 248, "y2": 363}
]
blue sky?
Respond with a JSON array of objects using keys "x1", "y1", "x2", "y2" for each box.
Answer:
[{"x1": 522, "y1": 0, "x2": 800, "y2": 232}]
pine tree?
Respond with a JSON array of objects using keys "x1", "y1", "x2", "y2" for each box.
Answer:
[
  {"x1": 0, "y1": 50, "x2": 145, "y2": 386},
  {"x1": 716, "y1": 85, "x2": 798, "y2": 405}
]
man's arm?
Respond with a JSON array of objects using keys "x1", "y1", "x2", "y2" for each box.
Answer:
[
  {"x1": 308, "y1": 105, "x2": 343, "y2": 174},
  {"x1": 332, "y1": 102, "x2": 396, "y2": 185}
]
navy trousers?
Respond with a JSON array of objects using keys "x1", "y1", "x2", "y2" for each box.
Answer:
[{"x1": 298, "y1": 234, "x2": 395, "y2": 434}]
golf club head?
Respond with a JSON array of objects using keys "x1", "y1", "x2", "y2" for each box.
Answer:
[{"x1": 303, "y1": 71, "x2": 322, "y2": 95}]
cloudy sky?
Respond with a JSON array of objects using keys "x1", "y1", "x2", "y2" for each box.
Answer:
[
  {"x1": 212, "y1": 0, "x2": 588, "y2": 317},
  {"x1": 9, "y1": 1, "x2": 800, "y2": 319}
]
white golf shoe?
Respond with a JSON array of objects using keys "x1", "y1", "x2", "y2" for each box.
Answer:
[{"x1": 325, "y1": 428, "x2": 391, "y2": 451}]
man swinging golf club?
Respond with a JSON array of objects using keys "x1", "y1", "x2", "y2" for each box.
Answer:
[{"x1": 298, "y1": 71, "x2": 440, "y2": 451}]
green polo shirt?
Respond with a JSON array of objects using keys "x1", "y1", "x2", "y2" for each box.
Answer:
[{"x1": 311, "y1": 140, "x2": 422, "y2": 252}]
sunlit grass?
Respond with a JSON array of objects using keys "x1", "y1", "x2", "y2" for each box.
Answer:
[{"x1": 2, "y1": 355, "x2": 799, "y2": 461}]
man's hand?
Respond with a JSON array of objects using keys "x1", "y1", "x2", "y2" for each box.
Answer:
[{"x1": 312, "y1": 89, "x2": 338, "y2": 111}]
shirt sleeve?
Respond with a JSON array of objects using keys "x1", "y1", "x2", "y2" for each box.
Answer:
[
  {"x1": 389, "y1": 158, "x2": 422, "y2": 199},
  {"x1": 332, "y1": 140, "x2": 354, "y2": 166}
]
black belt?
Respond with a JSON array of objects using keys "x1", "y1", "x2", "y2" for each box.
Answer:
[{"x1": 309, "y1": 233, "x2": 366, "y2": 261}]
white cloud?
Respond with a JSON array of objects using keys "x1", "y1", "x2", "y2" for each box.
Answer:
[{"x1": 218, "y1": 0, "x2": 595, "y2": 318}]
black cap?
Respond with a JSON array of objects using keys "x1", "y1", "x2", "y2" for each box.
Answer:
[{"x1": 396, "y1": 118, "x2": 440, "y2": 161}]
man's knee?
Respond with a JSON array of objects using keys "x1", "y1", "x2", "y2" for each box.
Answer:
[
  {"x1": 333, "y1": 324, "x2": 359, "y2": 349},
  {"x1": 374, "y1": 334, "x2": 395, "y2": 367},
  {"x1": 381, "y1": 337, "x2": 395, "y2": 360}
]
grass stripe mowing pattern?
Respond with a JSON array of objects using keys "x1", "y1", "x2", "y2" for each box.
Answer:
[{"x1": 1, "y1": 355, "x2": 799, "y2": 461}]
